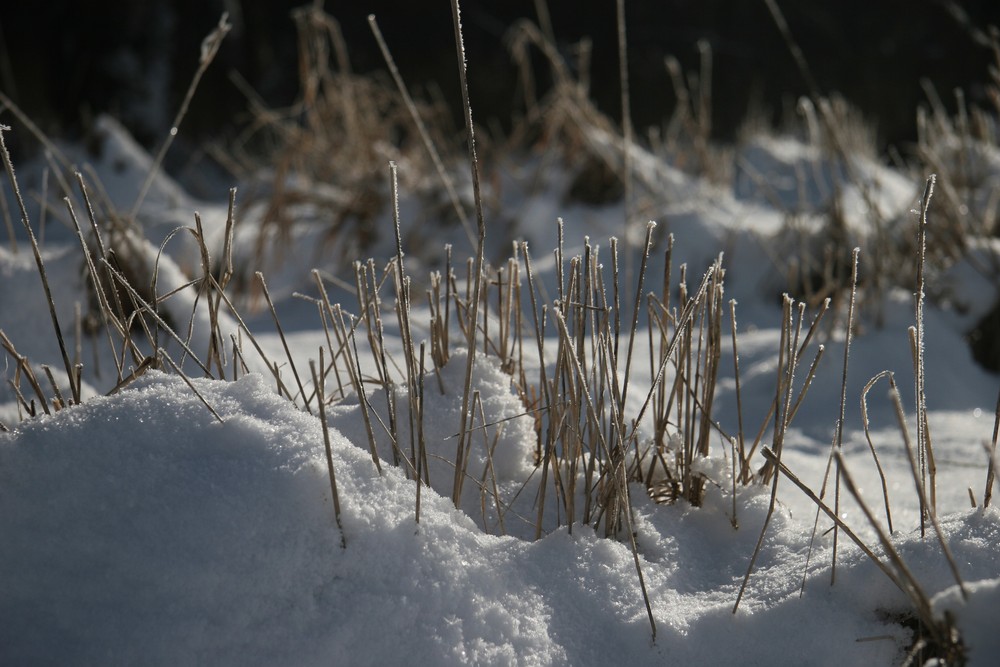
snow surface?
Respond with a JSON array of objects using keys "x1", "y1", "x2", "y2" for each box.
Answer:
[
  {"x1": 4, "y1": 371, "x2": 996, "y2": 666},
  {"x1": 0, "y1": 117, "x2": 998, "y2": 665}
]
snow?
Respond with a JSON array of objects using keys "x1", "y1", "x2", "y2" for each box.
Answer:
[
  {"x1": 0, "y1": 115, "x2": 998, "y2": 665},
  {"x1": 935, "y1": 578, "x2": 1000, "y2": 664},
  {"x1": 3, "y1": 370, "x2": 994, "y2": 665},
  {"x1": 0, "y1": 373, "x2": 341, "y2": 664}
]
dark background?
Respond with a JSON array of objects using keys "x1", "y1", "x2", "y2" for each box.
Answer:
[{"x1": 1, "y1": 0, "x2": 999, "y2": 156}]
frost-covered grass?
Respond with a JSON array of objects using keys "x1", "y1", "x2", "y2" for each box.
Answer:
[{"x1": 1, "y1": 5, "x2": 1000, "y2": 666}]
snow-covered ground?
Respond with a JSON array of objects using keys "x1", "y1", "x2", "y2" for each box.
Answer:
[{"x1": 0, "y1": 112, "x2": 998, "y2": 665}]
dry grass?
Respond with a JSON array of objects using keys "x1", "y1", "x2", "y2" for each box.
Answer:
[
  {"x1": 2, "y1": 3, "x2": 997, "y2": 661},
  {"x1": 220, "y1": 4, "x2": 469, "y2": 285},
  {"x1": 746, "y1": 5, "x2": 1000, "y2": 352}
]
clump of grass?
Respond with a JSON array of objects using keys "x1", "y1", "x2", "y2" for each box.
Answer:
[
  {"x1": 504, "y1": 17, "x2": 627, "y2": 208},
  {"x1": 658, "y1": 39, "x2": 731, "y2": 184},
  {"x1": 221, "y1": 4, "x2": 469, "y2": 285},
  {"x1": 0, "y1": 11, "x2": 256, "y2": 421},
  {"x1": 305, "y1": 210, "x2": 814, "y2": 539},
  {"x1": 914, "y1": 29, "x2": 1000, "y2": 374},
  {"x1": 754, "y1": 2, "x2": 1000, "y2": 355},
  {"x1": 915, "y1": 30, "x2": 1000, "y2": 263}
]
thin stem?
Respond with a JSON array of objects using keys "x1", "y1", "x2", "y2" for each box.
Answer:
[
  {"x1": 831, "y1": 247, "x2": 860, "y2": 582},
  {"x1": 914, "y1": 175, "x2": 937, "y2": 520},
  {"x1": 311, "y1": 352, "x2": 347, "y2": 549},
  {"x1": 449, "y1": 0, "x2": 489, "y2": 508}
]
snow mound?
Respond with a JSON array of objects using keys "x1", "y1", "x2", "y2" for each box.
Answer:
[
  {"x1": 327, "y1": 348, "x2": 539, "y2": 537},
  {"x1": 0, "y1": 372, "x2": 343, "y2": 664}
]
